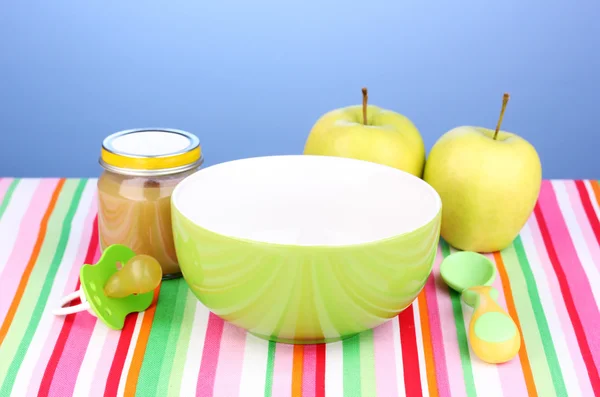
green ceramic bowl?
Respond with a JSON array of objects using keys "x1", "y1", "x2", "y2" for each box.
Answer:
[{"x1": 171, "y1": 155, "x2": 441, "y2": 344}]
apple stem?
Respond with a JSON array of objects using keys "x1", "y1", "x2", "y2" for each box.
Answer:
[
  {"x1": 362, "y1": 87, "x2": 368, "y2": 125},
  {"x1": 493, "y1": 93, "x2": 510, "y2": 140}
]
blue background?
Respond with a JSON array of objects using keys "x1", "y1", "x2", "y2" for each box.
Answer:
[{"x1": 1, "y1": 1, "x2": 598, "y2": 178}]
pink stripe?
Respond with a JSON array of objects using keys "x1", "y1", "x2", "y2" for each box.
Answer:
[
  {"x1": 528, "y1": 206, "x2": 595, "y2": 396},
  {"x1": 88, "y1": 329, "x2": 121, "y2": 397},
  {"x1": 423, "y1": 248, "x2": 450, "y2": 397},
  {"x1": 373, "y1": 320, "x2": 398, "y2": 397},
  {"x1": 538, "y1": 181, "x2": 600, "y2": 370},
  {"x1": 0, "y1": 179, "x2": 58, "y2": 323},
  {"x1": 196, "y1": 313, "x2": 225, "y2": 397},
  {"x1": 0, "y1": 178, "x2": 13, "y2": 202},
  {"x1": 47, "y1": 245, "x2": 101, "y2": 397},
  {"x1": 565, "y1": 181, "x2": 600, "y2": 272},
  {"x1": 46, "y1": 313, "x2": 97, "y2": 397},
  {"x1": 433, "y1": 244, "x2": 468, "y2": 397},
  {"x1": 212, "y1": 323, "x2": 247, "y2": 396},
  {"x1": 26, "y1": 194, "x2": 97, "y2": 397},
  {"x1": 301, "y1": 344, "x2": 317, "y2": 397},
  {"x1": 485, "y1": 252, "x2": 529, "y2": 395},
  {"x1": 272, "y1": 343, "x2": 294, "y2": 397}
]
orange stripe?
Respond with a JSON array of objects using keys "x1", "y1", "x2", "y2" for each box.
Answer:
[
  {"x1": 417, "y1": 290, "x2": 439, "y2": 397},
  {"x1": 291, "y1": 344, "x2": 304, "y2": 397},
  {"x1": 124, "y1": 288, "x2": 160, "y2": 396},
  {"x1": 0, "y1": 179, "x2": 65, "y2": 346},
  {"x1": 591, "y1": 180, "x2": 600, "y2": 206},
  {"x1": 494, "y1": 252, "x2": 538, "y2": 397}
]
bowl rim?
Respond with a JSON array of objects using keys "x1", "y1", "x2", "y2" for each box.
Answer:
[{"x1": 171, "y1": 154, "x2": 442, "y2": 249}]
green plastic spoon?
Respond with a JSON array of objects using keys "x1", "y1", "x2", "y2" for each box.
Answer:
[{"x1": 440, "y1": 251, "x2": 521, "y2": 364}]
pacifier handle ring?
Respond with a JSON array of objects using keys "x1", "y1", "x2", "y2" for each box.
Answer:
[{"x1": 53, "y1": 289, "x2": 90, "y2": 316}]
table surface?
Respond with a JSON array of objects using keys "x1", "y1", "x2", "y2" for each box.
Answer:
[{"x1": 0, "y1": 178, "x2": 599, "y2": 397}]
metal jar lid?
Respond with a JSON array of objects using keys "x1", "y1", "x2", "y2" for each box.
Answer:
[{"x1": 99, "y1": 128, "x2": 204, "y2": 176}]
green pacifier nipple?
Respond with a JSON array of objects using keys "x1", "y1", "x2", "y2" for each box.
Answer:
[
  {"x1": 104, "y1": 254, "x2": 163, "y2": 298},
  {"x1": 53, "y1": 244, "x2": 163, "y2": 330}
]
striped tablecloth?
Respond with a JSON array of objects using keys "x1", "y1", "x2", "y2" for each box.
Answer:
[{"x1": 0, "y1": 178, "x2": 599, "y2": 397}]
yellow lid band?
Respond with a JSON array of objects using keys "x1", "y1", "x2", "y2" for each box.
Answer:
[{"x1": 101, "y1": 146, "x2": 202, "y2": 171}]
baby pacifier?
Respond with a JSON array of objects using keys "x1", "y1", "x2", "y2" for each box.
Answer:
[
  {"x1": 53, "y1": 244, "x2": 163, "y2": 330},
  {"x1": 440, "y1": 251, "x2": 521, "y2": 364}
]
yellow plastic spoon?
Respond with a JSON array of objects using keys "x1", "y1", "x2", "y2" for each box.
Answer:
[{"x1": 440, "y1": 251, "x2": 521, "y2": 364}]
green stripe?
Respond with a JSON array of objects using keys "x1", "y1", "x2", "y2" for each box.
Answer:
[
  {"x1": 501, "y1": 239, "x2": 564, "y2": 397},
  {"x1": 136, "y1": 280, "x2": 184, "y2": 396},
  {"x1": 359, "y1": 329, "x2": 375, "y2": 397},
  {"x1": 157, "y1": 280, "x2": 192, "y2": 397},
  {"x1": 513, "y1": 236, "x2": 567, "y2": 395},
  {"x1": 0, "y1": 179, "x2": 86, "y2": 393},
  {"x1": 167, "y1": 288, "x2": 199, "y2": 397},
  {"x1": 263, "y1": 341, "x2": 276, "y2": 397},
  {"x1": 342, "y1": 334, "x2": 361, "y2": 397},
  {"x1": 440, "y1": 240, "x2": 476, "y2": 397},
  {"x1": 0, "y1": 179, "x2": 20, "y2": 222}
]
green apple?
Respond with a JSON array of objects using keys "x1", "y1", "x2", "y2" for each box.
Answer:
[
  {"x1": 423, "y1": 94, "x2": 542, "y2": 252},
  {"x1": 303, "y1": 88, "x2": 426, "y2": 177}
]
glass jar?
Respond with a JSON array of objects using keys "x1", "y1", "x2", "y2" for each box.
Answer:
[{"x1": 97, "y1": 128, "x2": 203, "y2": 279}]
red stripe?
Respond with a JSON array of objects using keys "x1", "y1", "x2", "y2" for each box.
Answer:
[
  {"x1": 103, "y1": 313, "x2": 139, "y2": 397},
  {"x1": 575, "y1": 180, "x2": 600, "y2": 246},
  {"x1": 315, "y1": 343, "x2": 326, "y2": 397},
  {"x1": 398, "y1": 304, "x2": 423, "y2": 397},
  {"x1": 534, "y1": 203, "x2": 600, "y2": 395},
  {"x1": 37, "y1": 217, "x2": 99, "y2": 397},
  {"x1": 196, "y1": 313, "x2": 225, "y2": 397}
]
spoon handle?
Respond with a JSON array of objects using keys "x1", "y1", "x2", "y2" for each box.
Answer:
[{"x1": 463, "y1": 286, "x2": 521, "y2": 364}]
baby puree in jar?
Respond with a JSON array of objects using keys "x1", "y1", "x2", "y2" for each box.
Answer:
[{"x1": 97, "y1": 128, "x2": 203, "y2": 279}]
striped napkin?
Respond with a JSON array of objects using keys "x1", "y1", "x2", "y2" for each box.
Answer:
[{"x1": 0, "y1": 178, "x2": 598, "y2": 397}]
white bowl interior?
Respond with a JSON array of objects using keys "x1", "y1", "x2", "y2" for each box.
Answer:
[{"x1": 173, "y1": 155, "x2": 441, "y2": 246}]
